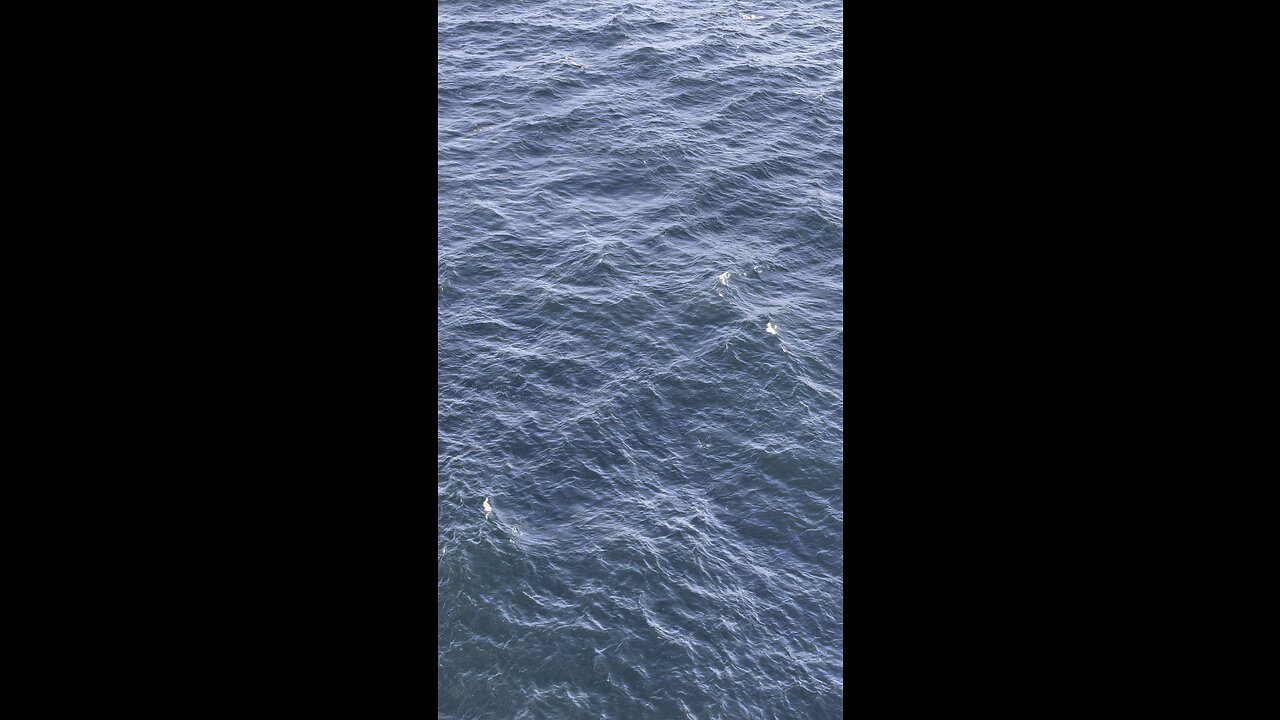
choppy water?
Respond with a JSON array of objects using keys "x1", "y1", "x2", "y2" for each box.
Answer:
[{"x1": 439, "y1": 1, "x2": 842, "y2": 717}]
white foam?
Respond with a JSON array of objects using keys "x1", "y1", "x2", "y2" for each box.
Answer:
[
  {"x1": 718, "y1": 271, "x2": 731, "y2": 286},
  {"x1": 765, "y1": 321, "x2": 778, "y2": 335}
]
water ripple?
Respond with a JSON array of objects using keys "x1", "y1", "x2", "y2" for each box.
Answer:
[{"x1": 440, "y1": 1, "x2": 842, "y2": 717}]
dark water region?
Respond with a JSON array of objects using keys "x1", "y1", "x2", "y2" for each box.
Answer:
[{"x1": 439, "y1": 1, "x2": 842, "y2": 717}]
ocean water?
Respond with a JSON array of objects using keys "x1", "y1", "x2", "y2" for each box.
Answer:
[{"x1": 438, "y1": 1, "x2": 842, "y2": 717}]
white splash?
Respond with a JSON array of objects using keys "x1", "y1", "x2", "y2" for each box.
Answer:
[
  {"x1": 739, "y1": 12, "x2": 761, "y2": 20},
  {"x1": 483, "y1": 497, "x2": 492, "y2": 516},
  {"x1": 765, "y1": 321, "x2": 778, "y2": 335},
  {"x1": 718, "y1": 271, "x2": 731, "y2": 286},
  {"x1": 565, "y1": 56, "x2": 583, "y2": 68}
]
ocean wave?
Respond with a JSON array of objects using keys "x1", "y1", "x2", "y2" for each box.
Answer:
[{"x1": 440, "y1": 0, "x2": 842, "y2": 717}]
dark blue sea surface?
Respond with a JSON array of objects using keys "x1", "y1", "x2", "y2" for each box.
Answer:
[{"x1": 439, "y1": 1, "x2": 842, "y2": 717}]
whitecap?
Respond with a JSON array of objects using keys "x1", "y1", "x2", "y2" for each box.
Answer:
[
  {"x1": 718, "y1": 271, "x2": 731, "y2": 286},
  {"x1": 765, "y1": 321, "x2": 778, "y2": 335}
]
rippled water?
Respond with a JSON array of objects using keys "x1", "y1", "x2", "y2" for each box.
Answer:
[{"x1": 439, "y1": 1, "x2": 842, "y2": 717}]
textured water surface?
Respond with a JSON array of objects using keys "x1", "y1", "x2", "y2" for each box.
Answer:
[{"x1": 439, "y1": 1, "x2": 842, "y2": 717}]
